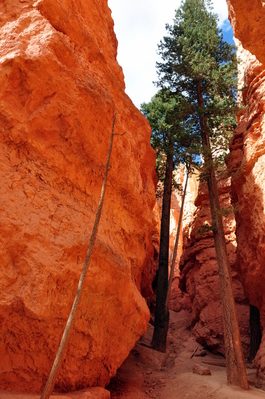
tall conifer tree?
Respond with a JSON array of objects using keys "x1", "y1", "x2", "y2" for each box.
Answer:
[
  {"x1": 148, "y1": 0, "x2": 249, "y2": 389},
  {"x1": 141, "y1": 90, "x2": 197, "y2": 353}
]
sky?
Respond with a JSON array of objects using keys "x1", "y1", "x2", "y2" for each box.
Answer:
[{"x1": 108, "y1": 0, "x2": 234, "y2": 109}]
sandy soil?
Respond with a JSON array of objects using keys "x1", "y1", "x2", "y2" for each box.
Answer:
[
  {"x1": 107, "y1": 310, "x2": 265, "y2": 399},
  {"x1": 1, "y1": 309, "x2": 264, "y2": 399}
]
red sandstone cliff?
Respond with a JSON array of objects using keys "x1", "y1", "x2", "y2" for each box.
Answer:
[
  {"x1": 226, "y1": 0, "x2": 265, "y2": 384},
  {"x1": 227, "y1": 47, "x2": 265, "y2": 381},
  {"x1": 0, "y1": 0, "x2": 157, "y2": 393},
  {"x1": 227, "y1": 0, "x2": 265, "y2": 66}
]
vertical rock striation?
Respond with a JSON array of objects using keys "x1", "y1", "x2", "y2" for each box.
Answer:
[{"x1": 0, "y1": 0, "x2": 157, "y2": 393}]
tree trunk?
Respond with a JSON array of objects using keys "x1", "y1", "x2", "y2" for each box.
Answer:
[
  {"x1": 151, "y1": 152, "x2": 173, "y2": 352},
  {"x1": 206, "y1": 167, "x2": 249, "y2": 389},
  {"x1": 249, "y1": 304, "x2": 262, "y2": 363},
  {"x1": 196, "y1": 81, "x2": 248, "y2": 390},
  {"x1": 165, "y1": 168, "x2": 189, "y2": 310},
  {"x1": 40, "y1": 114, "x2": 116, "y2": 399}
]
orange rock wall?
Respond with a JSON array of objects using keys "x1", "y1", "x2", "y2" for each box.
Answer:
[
  {"x1": 227, "y1": 0, "x2": 265, "y2": 66},
  {"x1": 227, "y1": 48, "x2": 265, "y2": 378},
  {"x1": 0, "y1": 0, "x2": 157, "y2": 393},
  {"x1": 227, "y1": 0, "x2": 265, "y2": 381},
  {"x1": 179, "y1": 178, "x2": 250, "y2": 356}
]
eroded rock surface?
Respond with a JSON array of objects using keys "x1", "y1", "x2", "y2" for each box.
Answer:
[
  {"x1": 0, "y1": 0, "x2": 157, "y2": 393},
  {"x1": 227, "y1": 46, "x2": 265, "y2": 381},
  {"x1": 227, "y1": 0, "x2": 265, "y2": 65},
  {"x1": 179, "y1": 178, "x2": 250, "y2": 356},
  {"x1": 226, "y1": 0, "x2": 265, "y2": 384}
]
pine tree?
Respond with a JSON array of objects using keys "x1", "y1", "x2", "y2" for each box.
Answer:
[
  {"x1": 150, "y1": 0, "x2": 249, "y2": 389},
  {"x1": 141, "y1": 91, "x2": 198, "y2": 352}
]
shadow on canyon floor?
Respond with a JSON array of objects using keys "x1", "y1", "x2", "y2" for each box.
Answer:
[{"x1": 108, "y1": 309, "x2": 264, "y2": 399}]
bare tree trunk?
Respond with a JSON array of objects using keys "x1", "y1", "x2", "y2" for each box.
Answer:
[
  {"x1": 40, "y1": 113, "x2": 117, "y2": 399},
  {"x1": 165, "y1": 168, "x2": 189, "y2": 310},
  {"x1": 151, "y1": 152, "x2": 173, "y2": 352},
  {"x1": 196, "y1": 80, "x2": 248, "y2": 390},
  {"x1": 207, "y1": 167, "x2": 249, "y2": 390}
]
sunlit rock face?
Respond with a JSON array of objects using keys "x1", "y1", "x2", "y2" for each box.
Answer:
[
  {"x1": 227, "y1": 43, "x2": 265, "y2": 379},
  {"x1": 227, "y1": 0, "x2": 265, "y2": 379},
  {"x1": 227, "y1": 0, "x2": 265, "y2": 66},
  {"x1": 169, "y1": 171, "x2": 198, "y2": 313},
  {"x1": 0, "y1": 0, "x2": 157, "y2": 393},
  {"x1": 179, "y1": 178, "x2": 250, "y2": 356},
  {"x1": 226, "y1": 0, "x2": 265, "y2": 382}
]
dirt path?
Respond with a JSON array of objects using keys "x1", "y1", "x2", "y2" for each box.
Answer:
[{"x1": 108, "y1": 310, "x2": 264, "y2": 399}]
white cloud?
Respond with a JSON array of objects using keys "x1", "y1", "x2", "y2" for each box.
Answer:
[{"x1": 108, "y1": 0, "x2": 229, "y2": 108}]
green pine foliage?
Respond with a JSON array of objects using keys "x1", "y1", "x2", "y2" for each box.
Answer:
[
  {"x1": 154, "y1": 0, "x2": 238, "y2": 172},
  {"x1": 141, "y1": 90, "x2": 199, "y2": 185},
  {"x1": 138, "y1": 0, "x2": 248, "y2": 364},
  {"x1": 140, "y1": 3, "x2": 250, "y2": 382}
]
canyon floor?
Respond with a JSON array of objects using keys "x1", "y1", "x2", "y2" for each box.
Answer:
[
  {"x1": 108, "y1": 309, "x2": 264, "y2": 399},
  {"x1": 1, "y1": 309, "x2": 264, "y2": 399}
]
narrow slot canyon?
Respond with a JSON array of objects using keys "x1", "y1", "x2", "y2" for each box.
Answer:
[{"x1": 1, "y1": 1, "x2": 265, "y2": 398}]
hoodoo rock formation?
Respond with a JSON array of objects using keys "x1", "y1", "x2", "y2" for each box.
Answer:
[
  {"x1": 179, "y1": 178, "x2": 250, "y2": 356},
  {"x1": 0, "y1": 0, "x2": 157, "y2": 393}
]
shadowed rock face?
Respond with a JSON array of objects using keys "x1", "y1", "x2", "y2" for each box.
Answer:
[{"x1": 0, "y1": 0, "x2": 157, "y2": 393}]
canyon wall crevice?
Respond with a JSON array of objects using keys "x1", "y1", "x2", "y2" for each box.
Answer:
[{"x1": 0, "y1": 0, "x2": 157, "y2": 393}]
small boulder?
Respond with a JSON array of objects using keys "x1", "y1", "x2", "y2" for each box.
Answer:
[{"x1": 193, "y1": 364, "x2": 211, "y2": 376}]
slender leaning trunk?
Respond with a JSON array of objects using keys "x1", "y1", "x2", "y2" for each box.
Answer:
[{"x1": 40, "y1": 114, "x2": 117, "y2": 399}]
